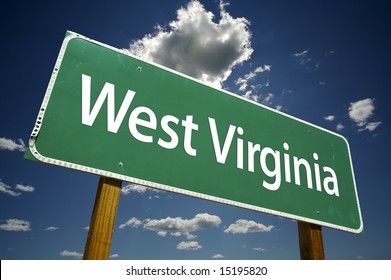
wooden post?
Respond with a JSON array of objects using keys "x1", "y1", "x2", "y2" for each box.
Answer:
[
  {"x1": 83, "y1": 177, "x2": 122, "y2": 260},
  {"x1": 297, "y1": 221, "x2": 325, "y2": 260}
]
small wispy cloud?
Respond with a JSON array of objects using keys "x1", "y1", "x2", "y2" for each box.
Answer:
[
  {"x1": 212, "y1": 253, "x2": 224, "y2": 259},
  {"x1": 110, "y1": 253, "x2": 119, "y2": 258},
  {"x1": 292, "y1": 49, "x2": 329, "y2": 72},
  {"x1": 358, "y1": 121, "x2": 382, "y2": 132},
  {"x1": 323, "y1": 115, "x2": 335, "y2": 121},
  {"x1": 336, "y1": 123, "x2": 345, "y2": 131},
  {"x1": 0, "y1": 219, "x2": 31, "y2": 232},
  {"x1": 253, "y1": 247, "x2": 266, "y2": 251},
  {"x1": 0, "y1": 180, "x2": 35, "y2": 197},
  {"x1": 59, "y1": 250, "x2": 83, "y2": 259},
  {"x1": 275, "y1": 105, "x2": 283, "y2": 111},
  {"x1": 263, "y1": 93, "x2": 274, "y2": 104},
  {"x1": 235, "y1": 65, "x2": 271, "y2": 92},
  {"x1": 121, "y1": 184, "x2": 160, "y2": 195},
  {"x1": 325, "y1": 50, "x2": 335, "y2": 55},
  {"x1": 292, "y1": 49, "x2": 309, "y2": 58},
  {"x1": 235, "y1": 65, "x2": 272, "y2": 104},
  {"x1": 45, "y1": 226, "x2": 59, "y2": 231},
  {"x1": 0, "y1": 137, "x2": 25, "y2": 152},
  {"x1": 0, "y1": 181, "x2": 21, "y2": 197},
  {"x1": 292, "y1": 49, "x2": 310, "y2": 66}
]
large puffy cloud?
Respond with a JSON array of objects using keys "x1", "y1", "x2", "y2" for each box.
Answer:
[{"x1": 129, "y1": 0, "x2": 253, "y2": 88}]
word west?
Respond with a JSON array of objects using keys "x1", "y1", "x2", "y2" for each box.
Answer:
[{"x1": 81, "y1": 74, "x2": 339, "y2": 197}]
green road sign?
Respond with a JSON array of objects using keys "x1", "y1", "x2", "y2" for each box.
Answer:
[{"x1": 26, "y1": 31, "x2": 363, "y2": 233}]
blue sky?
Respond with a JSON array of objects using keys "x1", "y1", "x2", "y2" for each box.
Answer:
[{"x1": 1, "y1": 0, "x2": 390, "y2": 260}]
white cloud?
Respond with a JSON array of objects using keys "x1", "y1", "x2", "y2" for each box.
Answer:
[
  {"x1": 59, "y1": 250, "x2": 83, "y2": 259},
  {"x1": 121, "y1": 184, "x2": 160, "y2": 195},
  {"x1": 45, "y1": 226, "x2": 59, "y2": 231},
  {"x1": 110, "y1": 253, "x2": 119, "y2": 258},
  {"x1": 0, "y1": 137, "x2": 25, "y2": 152},
  {"x1": 292, "y1": 49, "x2": 310, "y2": 65},
  {"x1": 348, "y1": 98, "x2": 382, "y2": 132},
  {"x1": 292, "y1": 49, "x2": 320, "y2": 71},
  {"x1": 0, "y1": 219, "x2": 31, "y2": 231},
  {"x1": 0, "y1": 181, "x2": 21, "y2": 197},
  {"x1": 186, "y1": 233, "x2": 197, "y2": 240},
  {"x1": 324, "y1": 115, "x2": 335, "y2": 121},
  {"x1": 263, "y1": 93, "x2": 274, "y2": 104},
  {"x1": 235, "y1": 65, "x2": 271, "y2": 92},
  {"x1": 336, "y1": 123, "x2": 345, "y2": 131},
  {"x1": 253, "y1": 247, "x2": 266, "y2": 251},
  {"x1": 143, "y1": 213, "x2": 221, "y2": 238},
  {"x1": 325, "y1": 50, "x2": 335, "y2": 55},
  {"x1": 119, "y1": 213, "x2": 221, "y2": 239},
  {"x1": 121, "y1": 184, "x2": 147, "y2": 194},
  {"x1": 358, "y1": 121, "x2": 382, "y2": 132},
  {"x1": 177, "y1": 241, "x2": 202, "y2": 250},
  {"x1": 348, "y1": 98, "x2": 375, "y2": 126},
  {"x1": 118, "y1": 217, "x2": 143, "y2": 229},
  {"x1": 224, "y1": 219, "x2": 273, "y2": 234},
  {"x1": 129, "y1": 0, "x2": 253, "y2": 88},
  {"x1": 15, "y1": 184, "x2": 35, "y2": 192},
  {"x1": 212, "y1": 253, "x2": 224, "y2": 259},
  {"x1": 157, "y1": 231, "x2": 167, "y2": 237},
  {"x1": 243, "y1": 90, "x2": 259, "y2": 102},
  {"x1": 292, "y1": 49, "x2": 309, "y2": 58},
  {"x1": 0, "y1": 181, "x2": 34, "y2": 197}
]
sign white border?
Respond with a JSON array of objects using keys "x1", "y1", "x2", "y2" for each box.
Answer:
[{"x1": 28, "y1": 31, "x2": 363, "y2": 234}]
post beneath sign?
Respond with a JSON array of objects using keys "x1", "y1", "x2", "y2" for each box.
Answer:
[
  {"x1": 83, "y1": 177, "x2": 122, "y2": 260},
  {"x1": 297, "y1": 221, "x2": 325, "y2": 260}
]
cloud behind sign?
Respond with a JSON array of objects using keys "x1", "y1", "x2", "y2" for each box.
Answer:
[{"x1": 129, "y1": 0, "x2": 253, "y2": 88}]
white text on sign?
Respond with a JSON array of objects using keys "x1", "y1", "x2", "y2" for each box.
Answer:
[{"x1": 81, "y1": 74, "x2": 339, "y2": 196}]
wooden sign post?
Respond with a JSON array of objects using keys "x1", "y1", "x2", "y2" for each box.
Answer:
[
  {"x1": 83, "y1": 177, "x2": 122, "y2": 260},
  {"x1": 297, "y1": 221, "x2": 325, "y2": 260}
]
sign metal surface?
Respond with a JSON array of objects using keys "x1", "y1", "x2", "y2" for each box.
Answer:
[{"x1": 26, "y1": 31, "x2": 363, "y2": 233}]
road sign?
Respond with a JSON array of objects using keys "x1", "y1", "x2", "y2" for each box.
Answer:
[{"x1": 26, "y1": 31, "x2": 363, "y2": 233}]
